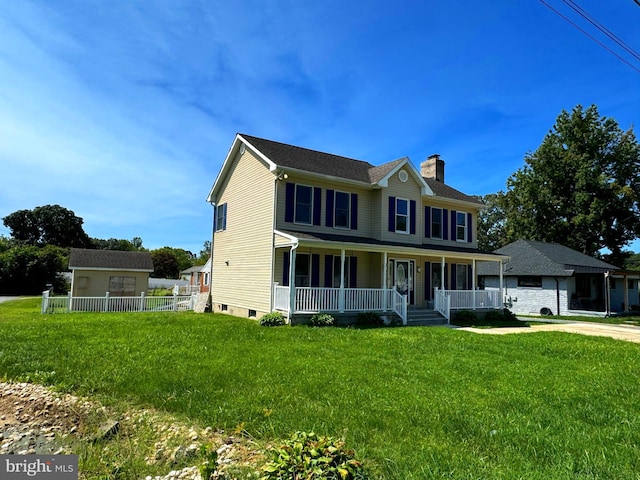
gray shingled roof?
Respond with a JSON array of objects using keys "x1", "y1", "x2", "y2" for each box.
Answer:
[
  {"x1": 424, "y1": 178, "x2": 483, "y2": 205},
  {"x1": 240, "y1": 134, "x2": 479, "y2": 204},
  {"x1": 69, "y1": 248, "x2": 154, "y2": 271},
  {"x1": 477, "y1": 240, "x2": 618, "y2": 277}
]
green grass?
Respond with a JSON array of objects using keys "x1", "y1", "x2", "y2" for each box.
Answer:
[{"x1": 2, "y1": 298, "x2": 640, "y2": 479}]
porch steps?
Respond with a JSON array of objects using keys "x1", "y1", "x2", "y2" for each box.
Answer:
[{"x1": 406, "y1": 308, "x2": 448, "y2": 326}]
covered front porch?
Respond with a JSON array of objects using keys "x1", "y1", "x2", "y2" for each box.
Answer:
[{"x1": 272, "y1": 230, "x2": 507, "y2": 324}]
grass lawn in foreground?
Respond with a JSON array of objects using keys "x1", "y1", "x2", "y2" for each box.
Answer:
[{"x1": 1, "y1": 298, "x2": 640, "y2": 479}]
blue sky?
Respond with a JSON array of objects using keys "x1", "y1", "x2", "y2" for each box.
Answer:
[{"x1": 0, "y1": 0, "x2": 638, "y2": 254}]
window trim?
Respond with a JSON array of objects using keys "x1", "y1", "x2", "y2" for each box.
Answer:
[
  {"x1": 333, "y1": 190, "x2": 351, "y2": 229},
  {"x1": 294, "y1": 184, "x2": 314, "y2": 225},
  {"x1": 395, "y1": 198, "x2": 410, "y2": 234},
  {"x1": 431, "y1": 207, "x2": 442, "y2": 239},
  {"x1": 456, "y1": 211, "x2": 467, "y2": 242}
]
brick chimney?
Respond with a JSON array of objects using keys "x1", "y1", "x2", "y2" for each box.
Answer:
[{"x1": 421, "y1": 154, "x2": 445, "y2": 183}]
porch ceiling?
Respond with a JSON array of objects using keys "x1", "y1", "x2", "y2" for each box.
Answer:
[{"x1": 274, "y1": 229, "x2": 507, "y2": 261}]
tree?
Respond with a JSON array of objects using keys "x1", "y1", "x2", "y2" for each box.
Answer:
[
  {"x1": 3, "y1": 205, "x2": 91, "y2": 248},
  {"x1": 91, "y1": 237, "x2": 146, "y2": 251},
  {"x1": 501, "y1": 105, "x2": 640, "y2": 257},
  {"x1": 0, "y1": 244, "x2": 67, "y2": 294},
  {"x1": 195, "y1": 241, "x2": 211, "y2": 265},
  {"x1": 476, "y1": 193, "x2": 508, "y2": 252},
  {"x1": 149, "y1": 247, "x2": 192, "y2": 279}
]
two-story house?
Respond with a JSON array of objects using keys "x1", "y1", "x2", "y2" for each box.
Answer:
[{"x1": 206, "y1": 134, "x2": 507, "y2": 324}]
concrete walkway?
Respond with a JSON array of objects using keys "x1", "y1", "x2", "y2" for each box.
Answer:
[{"x1": 454, "y1": 319, "x2": 640, "y2": 343}]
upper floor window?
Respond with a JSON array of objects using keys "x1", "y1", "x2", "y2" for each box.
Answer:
[
  {"x1": 456, "y1": 212, "x2": 467, "y2": 241},
  {"x1": 335, "y1": 191, "x2": 350, "y2": 228},
  {"x1": 295, "y1": 185, "x2": 313, "y2": 224},
  {"x1": 215, "y1": 203, "x2": 227, "y2": 232},
  {"x1": 396, "y1": 198, "x2": 409, "y2": 233},
  {"x1": 389, "y1": 196, "x2": 415, "y2": 234},
  {"x1": 431, "y1": 208, "x2": 442, "y2": 239}
]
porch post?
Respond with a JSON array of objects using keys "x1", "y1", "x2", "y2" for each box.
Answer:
[
  {"x1": 440, "y1": 257, "x2": 445, "y2": 291},
  {"x1": 382, "y1": 252, "x2": 388, "y2": 312},
  {"x1": 339, "y1": 249, "x2": 345, "y2": 312},
  {"x1": 472, "y1": 259, "x2": 476, "y2": 310},
  {"x1": 289, "y1": 247, "x2": 297, "y2": 318}
]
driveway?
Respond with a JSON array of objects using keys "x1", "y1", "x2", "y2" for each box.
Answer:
[{"x1": 455, "y1": 319, "x2": 640, "y2": 344}]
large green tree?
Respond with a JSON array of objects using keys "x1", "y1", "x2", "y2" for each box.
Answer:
[
  {"x1": 501, "y1": 105, "x2": 640, "y2": 257},
  {"x1": 477, "y1": 193, "x2": 508, "y2": 252},
  {"x1": 0, "y1": 244, "x2": 67, "y2": 294},
  {"x1": 3, "y1": 204, "x2": 91, "y2": 248}
]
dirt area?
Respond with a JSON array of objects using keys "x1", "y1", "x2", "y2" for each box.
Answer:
[{"x1": 0, "y1": 382, "x2": 263, "y2": 479}]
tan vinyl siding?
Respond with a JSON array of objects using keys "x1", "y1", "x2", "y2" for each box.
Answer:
[
  {"x1": 275, "y1": 248, "x2": 380, "y2": 289},
  {"x1": 212, "y1": 147, "x2": 275, "y2": 315},
  {"x1": 71, "y1": 270, "x2": 149, "y2": 297},
  {"x1": 423, "y1": 198, "x2": 480, "y2": 249},
  {"x1": 380, "y1": 169, "x2": 423, "y2": 244},
  {"x1": 275, "y1": 175, "x2": 374, "y2": 238}
]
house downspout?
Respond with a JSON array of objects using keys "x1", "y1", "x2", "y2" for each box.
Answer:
[{"x1": 554, "y1": 277, "x2": 560, "y2": 316}]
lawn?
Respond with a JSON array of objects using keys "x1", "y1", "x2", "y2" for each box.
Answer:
[{"x1": 1, "y1": 298, "x2": 640, "y2": 479}]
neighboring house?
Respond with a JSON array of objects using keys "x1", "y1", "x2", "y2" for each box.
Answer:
[
  {"x1": 206, "y1": 133, "x2": 507, "y2": 323},
  {"x1": 69, "y1": 248, "x2": 154, "y2": 297},
  {"x1": 180, "y1": 258, "x2": 211, "y2": 293},
  {"x1": 477, "y1": 239, "x2": 638, "y2": 316}
]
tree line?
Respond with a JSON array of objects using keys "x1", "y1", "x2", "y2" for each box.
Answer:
[{"x1": 0, "y1": 204, "x2": 210, "y2": 294}]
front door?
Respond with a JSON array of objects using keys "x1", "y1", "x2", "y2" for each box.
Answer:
[{"x1": 392, "y1": 259, "x2": 415, "y2": 305}]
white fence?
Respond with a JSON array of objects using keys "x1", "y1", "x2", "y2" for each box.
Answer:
[
  {"x1": 42, "y1": 291, "x2": 197, "y2": 314},
  {"x1": 273, "y1": 286, "x2": 408, "y2": 323}
]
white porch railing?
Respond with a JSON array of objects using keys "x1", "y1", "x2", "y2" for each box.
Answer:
[
  {"x1": 435, "y1": 288, "x2": 502, "y2": 322},
  {"x1": 42, "y1": 291, "x2": 197, "y2": 314},
  {"x1": 273, "y1": 285, "x2": 407, "y2": 323},
  {"x1": 435, "y1": 288, "x2": 451, "y2": 322}
]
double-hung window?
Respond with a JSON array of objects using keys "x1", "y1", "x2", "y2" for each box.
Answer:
[
  {"x1": 332, "y1": 256, "x2": 350, "y2": 287},
  {"x1": 456, "y1": 212, "x2": 467, "y2": 241},
  {"x1": 215, "y1": 203, "x2": 227, "y2": 232},
  {"x1": 334, "y1": 191, "x2": 350, "y2": 229},
  {"x1": 396, "y1": 198, "x2": 409, "y2": 233},
  {"x1": 295, "y1": 185, "x2": 313, "y2": 224},
  {"x1": 295, "y1": 254, "x2": 311, "y2": 287},
  {"x1": 431, "y1": 208, "x2": 442, "y2": 239},
  {"x1": 456, "y1": 265, "x2": 468, "y2": 290}
]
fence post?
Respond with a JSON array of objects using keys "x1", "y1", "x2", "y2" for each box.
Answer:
[
  {"x1": 67, "y1": 291, "x2": 72, "y2": 313},
  {"x1": 173, "y1": 293, "x2": 178, "y2": 311},
  {"x1": 41, "y1": 291, "x2": 48, "y2": 314},
  {"x1": 139, "y1": 292, "x2": 145, "y2": 312},
  {"x1": 104, "y1": 292, "x2": 110, "y2": 312}
]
